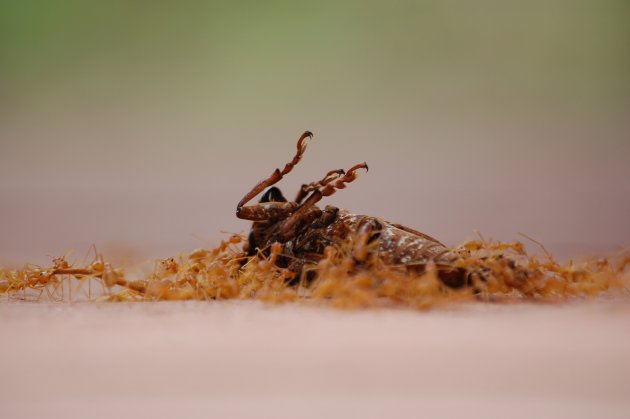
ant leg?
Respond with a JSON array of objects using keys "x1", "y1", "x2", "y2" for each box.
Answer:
[
  {"x1": 295, "y1": 169, "x2": 345, "y2": 204},
  {"x1": 236, "y1": 131, "x2": 313, "y2": 220},
  {"x1": 353, "y1": 218, "x2": 383, "y2": 262},
  {"x1": 281, "y1": 162, "x2": 368, "y2": 237}
]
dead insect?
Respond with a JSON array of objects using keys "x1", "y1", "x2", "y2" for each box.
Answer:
[{"x1": 236, "y1": 131, "x2": 465, "y2": 287}]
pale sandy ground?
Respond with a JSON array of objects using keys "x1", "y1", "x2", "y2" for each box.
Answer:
[{"x1": 1, "y1": 299, "x2": 629, "y2": 419}]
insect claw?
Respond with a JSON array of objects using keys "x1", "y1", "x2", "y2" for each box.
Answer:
[
  {"x1": 296, "y1": 131, "x2": 314, "y2": 153},
  {"x1": 348, "y1": 162, "x2": 369, "y2": 174},
  {"x1": 299, "y1": 130, "x2": 313, "y2": 145}
]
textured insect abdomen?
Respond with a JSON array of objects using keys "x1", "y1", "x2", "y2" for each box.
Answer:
[
  {"x1": 378, "y1": 224, "x2": 453, "y2": 266},
  {"x1": 328, "y1": 211, "x2": 465, "y2": 287},
  {"x1": 377, "y1": 224, "x2": 464, "y2": 286}
]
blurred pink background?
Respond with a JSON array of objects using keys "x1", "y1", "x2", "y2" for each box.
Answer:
[{"x1": 1, "y1": 1, "x2": 628, "y2": 265}]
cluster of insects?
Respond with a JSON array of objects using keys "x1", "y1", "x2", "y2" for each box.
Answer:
[
  {"x1": 236, "y1": 130, "x2": 466, "y2": 287},
  {"x1": 1, "y1": 130, "x2": 625, "y2": 307}
]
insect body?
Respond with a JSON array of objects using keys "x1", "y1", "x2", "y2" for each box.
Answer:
[{"x1": 236, "y1": 131, "x2": 465, "y2": 287}]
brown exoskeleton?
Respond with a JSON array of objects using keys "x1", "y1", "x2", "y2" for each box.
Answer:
[{"x1": 236, "y1": 131, "x2": 466, "y2": 287}]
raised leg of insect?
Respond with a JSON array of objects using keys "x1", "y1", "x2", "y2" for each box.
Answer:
[
  {"x1": 280, "y1": 162, "x2": 368, "y2": 238},
  {"x1": 236, "y1": 131, "x2": 313, "y2": 220},
  {"x1": 295, "y1": 169, "x2": 345, "y2": 204}
]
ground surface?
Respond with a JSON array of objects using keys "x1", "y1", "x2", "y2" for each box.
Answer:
[{"x1": 1, "y1": 299, "x2": 629, "y2": 419}]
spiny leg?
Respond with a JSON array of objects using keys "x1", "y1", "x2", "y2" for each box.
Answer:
[
  {"x1": 295, "y1": 169, "x2": 345, "y2": 204},
  {"x1": 317, "y1": 162, "x2": 368, "y2": 200},
  {"x1": 281, "y1": 162, "x2": 368, "y2": 238},
  {"x1": 236, "y1": 131, "x2": 313, "y2": 220}
]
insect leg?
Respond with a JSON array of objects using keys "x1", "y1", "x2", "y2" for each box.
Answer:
[
  {"x1": 353, "y1": 218, "x2": 383, "y2": 262},
  {"x1": 295, "y1": 169, "x2": 345, "y2": 204},
  {"x1": 280, "y1": 162, "x2": 368, "y2": 237},
  {"x1": 236, "y1": 201, "x2": 297, "y2": 221},
  {"x1": 236, "y1": 131, "x2": 313, "y2": 220}
]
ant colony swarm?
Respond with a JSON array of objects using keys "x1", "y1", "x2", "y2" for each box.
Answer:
[
  {"x1": 0, "y1": 234, "x2": 627, "y2": 309},
  {"x1": 1, "y1": 132, "x2": 627, "y2": 309}
]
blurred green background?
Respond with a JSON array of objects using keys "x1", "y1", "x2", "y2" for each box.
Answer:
[{"x1": 1, "y1": 0, "x2": 628, "y2": 264}]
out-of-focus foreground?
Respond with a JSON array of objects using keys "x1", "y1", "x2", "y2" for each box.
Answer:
[{"x1": 1, "y1": 300, "x2": 630, "y2": 419}]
